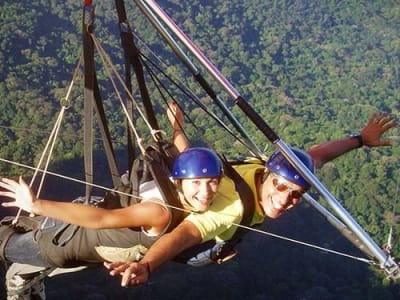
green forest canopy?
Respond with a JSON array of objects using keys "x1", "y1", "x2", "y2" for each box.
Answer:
[{"x1": 1, "y1": 1, "x2": 400, "y2": 298}]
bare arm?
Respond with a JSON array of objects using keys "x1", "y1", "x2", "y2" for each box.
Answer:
[
  {"x1": 308, "y1": 112, "x2": 396, "y2": 168},
  {"x1": 104, "y1": 220, "x2": 202, "y2": 286},
  {"x1": 167, "y1": 102, "x2": 190, "y2": 152},
  {"x1": 0, "y1": 177, "x2": 169, "y2": 230}
]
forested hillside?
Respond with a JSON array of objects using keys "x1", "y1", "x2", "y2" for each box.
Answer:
[{"x1": 1, "y1": 0, "x2": 400, "y2": 299}]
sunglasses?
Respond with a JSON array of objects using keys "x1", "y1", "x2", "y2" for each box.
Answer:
[{"x1": 270, "y1": 173, "x2": 304, "y2": 199}]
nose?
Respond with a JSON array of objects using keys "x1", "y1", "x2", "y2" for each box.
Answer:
[
  {"x1": 276, "y1": 192, "x2": 295, "y2": 208},
  {"x1": 199, "y1": 182, "x2": 212, "y2": 195}
]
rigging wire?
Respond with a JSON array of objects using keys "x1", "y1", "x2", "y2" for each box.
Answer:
[
  {"x1": 89, "y1": 32, "x2": 162, "y2": 153},
  {"x1": 0, "y1": 157, "x2": 141, "y2": 203},
  {"x1": 11, "y1": 56, "x2": 82, "y2": 225},
  {"x1": 131, "y1": 32, "x2": 258, "y2": 155},
  {"x1": 139, "y1": 52, "x2": 257, "y2": 154},
  {"x1": 234, "y1": 223, "x2": 376, "y2": 265}
]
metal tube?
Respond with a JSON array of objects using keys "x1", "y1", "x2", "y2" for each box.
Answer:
[
  {"x1": 139, "y1": 0, "x2": 240, "y2": 99},
  {"x1": 134, "y1": 0, "x2": 262, "y2": 156}
]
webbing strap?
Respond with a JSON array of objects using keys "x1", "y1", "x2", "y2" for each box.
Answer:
[
  {"x1": 82, "y1": 3, "x2": 122, "y2": 198},
  {"x1": 82, "y1": 5, "x2": 95, "y2": 200},
  {"x1": 114, "y1": 0, "x2": 161, "y2": 141},
  {"x1": 92, "y1": 75, "x2": 122, "y2": 186},
  {"x1": 140, "y1": 142, "x2": 184, "y2": 231},
  {"x1": 115, "y1": 0, "x2": 136, "y2": 170},
  {"x1": 221, "y1": 159, "x2": 255, "y2": 245}
]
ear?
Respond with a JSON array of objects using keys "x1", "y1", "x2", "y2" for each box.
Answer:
[{"x1": 173, "y1": 179, "x2": 182, "y2": 186}]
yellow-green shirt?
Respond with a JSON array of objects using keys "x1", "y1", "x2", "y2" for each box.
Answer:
[{"x1": 186, "y1": 163, "x2": 266, "y2": 242}]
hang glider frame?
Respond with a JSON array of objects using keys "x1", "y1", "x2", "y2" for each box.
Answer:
[{"x1": 132, "y1": 0, "x2": 400, "y2": 280}]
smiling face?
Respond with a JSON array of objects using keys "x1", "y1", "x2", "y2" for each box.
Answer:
[
  {"x1": 179, "y1": 177, "x2": 220, "y2": 212},
  {"x1": 258, "y1": 171, "x2": 305, "y2": 219}
]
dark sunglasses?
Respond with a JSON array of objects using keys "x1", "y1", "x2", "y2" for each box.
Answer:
[{"x1": 270, "y1": 174, "x2": 304, "y2": 199}]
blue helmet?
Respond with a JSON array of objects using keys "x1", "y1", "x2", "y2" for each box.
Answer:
[
  {"x1": 266, "y1": 147, "x2": 314, "y2": 189},
  {"x1": 172, "y1": 147, "x2": 223, "y2": 179}
]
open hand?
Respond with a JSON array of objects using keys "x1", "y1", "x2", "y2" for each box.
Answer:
[
  {"x1": 361, "y1": 112, "x2": 396, "y2": 147},
  {"x1": 166, "y1": 102, "x2": 184, "y2": 130},
  {"x1": 0, "y1": 176, "x2": 36, "y2": 213}
]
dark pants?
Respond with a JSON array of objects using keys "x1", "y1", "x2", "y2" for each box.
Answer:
[{"x1": 3, "y1": 218, "x2": 58, "y2": 268}]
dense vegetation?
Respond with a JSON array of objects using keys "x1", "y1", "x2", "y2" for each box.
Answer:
[{"x1": 1, "y1": 0, "x2": 400, "y2": 299}]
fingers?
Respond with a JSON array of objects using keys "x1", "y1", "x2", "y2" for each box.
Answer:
[
  {"x1": 374, "y1": 114, "x2": 396, "y2": 138},
  {"x1": 0, "y1": 179, "x2": 19, "y2": 209},
  {"x1": 167, "y1": 102, "x2": 178, "y2": 116},
  {"x1": 365, "y1": 112, "x2": 396, "y2": 132},
  {"x1": 0, "y1": 177, "x2": 29, "y2": 192},
  {"x1": 122, "y1": 266, "x2": 136, "y2": 287},
  {"x1": 104, "y1": 261, "x2": 130, "y2": 276},
  {"x1": 371, "y1": 112, "x2": 396, "y2": 127},
  {"x1": 373, "y1": 112, "x2": 386, "y2": 124},
  {"x1": 104, "y1": 261, "x2": 148, "y2": 287},
  {"x1": 381, "y1": 117, "x2": 396, "y2": 131},
  {"x1": 361, "y1": 112, "x2": 397, "y2": 147},
  {"x1": 0, "y1": 178, "x2": 18, "y2": 199},
  {"x1": 368, "y1": 112, "x2": 378, "y2": 125},
  {"x1": 0, "y1": 178, "x2": 17, "y2": 192},
  {"x1": 166, "y1": 102, "x2": 184, "y2": 130},
  {"x1": 0, "y1": 177, "x2": 34, "y2": 213},
  {"x1": 379, "y1": 140, "x2": 392, "y2": 147}
]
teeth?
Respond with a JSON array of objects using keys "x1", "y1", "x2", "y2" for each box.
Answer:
[{"x1": 271, "y1": 197, "x2": 283, "y2": 210}]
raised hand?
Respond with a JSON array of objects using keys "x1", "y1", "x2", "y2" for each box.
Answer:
[
  {"x1": 0, "y1": 176, "x2": 36, "y2": 213},
  {"x1": 361, "y1": 112, "x2": 397, "y2": 147},
  {"x1": 166, "y1": 102, "x2": 184, "y2": 130}
]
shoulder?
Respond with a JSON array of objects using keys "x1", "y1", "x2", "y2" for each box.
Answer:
[{"x1": 139, "y1": 180, "x2": 164, "y2": 201}]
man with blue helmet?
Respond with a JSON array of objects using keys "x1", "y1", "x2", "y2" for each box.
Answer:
[
  {"x1": 259, "y1": 147, "x2": 314, "y2": 219},
  {"x1": 104, "y1": 111, "x2": 397, "y2": 287}
]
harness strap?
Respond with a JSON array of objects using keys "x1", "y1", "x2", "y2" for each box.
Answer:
[
  {"x1": 210, "y1": 160, "x2": 256, "y2": 263},
  {"x1": 115, "y1": 0, "x2": 136, "y2": 170},
  {"x1": 82, "y1": 3, "x2": 122, "y2": 202},
  {"x1": 220, "y1": 158, "x2": 255, "y2": 244},
  {"x1": 82, "y1": 5, "x2": 95, "y2": 201},
  {"x1": 142, "y1": 141, "x2": 183, "y2": 232},
  {"x1": 115, "y1": 0, "x2": 162, "y2": 157}
]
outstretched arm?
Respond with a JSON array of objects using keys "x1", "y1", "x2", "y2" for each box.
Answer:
[
  {"x1": 167, "y1": 102, "x2": 189, "y2": 152},
  {"x1": 0, "y1": 177, "x2": 169, "y2": 230},
  {"x1": 104, "y1": 220, "x2": 201, "y2": 286},
  {"x1": 308, "y1": 112, "x2": 396, "y2": 168}
]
